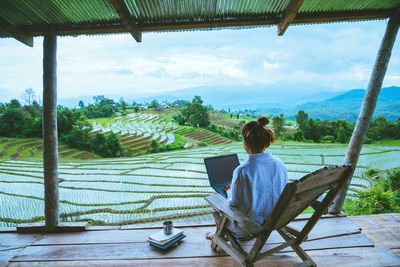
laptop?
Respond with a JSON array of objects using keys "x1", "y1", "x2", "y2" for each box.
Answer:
[{"x1": 204, "y1": 154, "x2": 240, "y2": 198}]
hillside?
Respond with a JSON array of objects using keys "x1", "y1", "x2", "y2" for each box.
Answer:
[
  {"x1": 59, "y1": 85, "x2": 400, "y2": 122},
  {"x1": 295, "y1": 86, "x2": 400, "y2": 122}
]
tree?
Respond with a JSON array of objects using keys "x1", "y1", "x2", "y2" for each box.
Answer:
[
  {"x1": 103, "y1": 132, "x2": 122, "y2": 157},
  {"x1": 147, "y1": 140, "x2": 160, "y2": 153},
  {"x1": 192, "y1": 95, "x2": 203, "y2": 104},
  {"x1": 181, "y1": 96, "x2": 210, "y2": 127},
  {"x1": 7, "y1": 99, "x2": 21, "y2": 109},
  {"x1": 121, "y1": 101, "x2": 127, "y2": 112},
  {"x1": 0, "y1": 108, "x2": 25, "y2": 137},
  {"x1": 293, "y1": 129, "x2": 304, "y2": 141},
  {"x1": 336, "y1": 127, "x2": 347, "y2": 143},
  {"x1": 92, "y1": 133, "x2": 106, "y2": 154},
  {"x1": 0, "y1": 103, "x2": 5, "y2": 114},
  {"x1": 150, "y1": 99, "x2": 158, "y2": 108},
  {"x1": 397, "y1": 117, "x2": 400, "y2": 139},
  {"x1": 272, "y1": 115, "x2": 286, "y2": 140},
  {"x1": 173, "y1": 114, "x2": 186, "y2": 125},
  {"x1": 22, "y1": 88, "x2": 36, "y2": 105},
  {"x1": 295, "y1": 110, "x2": 308, "y2": 131},
  {"x1": 78, "y1": 100, "x2": 84, "y2": 109},
  {"x1": 133, "y1": 106, "x2": 139, "y2": 112},
  {"x1": 93, "y1": 95, "x2": 105, "y2": 104}
]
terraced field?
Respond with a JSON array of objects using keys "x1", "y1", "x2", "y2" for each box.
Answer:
[
  {"x1": 183, "y1": 130, "x2": 232, "y2": 145},
  {"x1": 92, "y1": 113, "x2": 179, "y2": 155},
  {"x1": 0, "y1": 138, "x2": 98, "y2": 160},
  {"x1": 1, "y1": 142, "x2": 399, "y2": 228}
]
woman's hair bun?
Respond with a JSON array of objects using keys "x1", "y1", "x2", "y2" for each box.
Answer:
[{"x1": 257, "y1": 116, "x2": 269, "y2": 126}]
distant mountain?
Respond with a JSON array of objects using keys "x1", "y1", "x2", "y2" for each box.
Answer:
[
  {"x1": 132, "y1": 84, "x2": 340, "y2": 110},
  {"x1": 58, "y1": 85, "x2": 399, "y2": 122},
  {"x1": 292, "y1": 86, "x2": 400, "y2": 122}
]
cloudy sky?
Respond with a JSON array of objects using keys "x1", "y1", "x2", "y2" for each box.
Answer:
[{"x1": 0, "y1": 18, "x2": 399, "y2": 105}]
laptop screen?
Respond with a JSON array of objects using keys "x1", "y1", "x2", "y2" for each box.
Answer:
[{"x1": 204, "y1": 154, "x2": 240, "y2": 187}]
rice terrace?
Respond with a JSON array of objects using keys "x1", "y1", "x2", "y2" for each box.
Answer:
[{"x1": 1, "y1": 114, "x2": 399, "y2": 227}]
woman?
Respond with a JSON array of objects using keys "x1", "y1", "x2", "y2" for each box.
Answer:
[{"x1": 207, "y1": 116, "x2": 288, "y2": 239}]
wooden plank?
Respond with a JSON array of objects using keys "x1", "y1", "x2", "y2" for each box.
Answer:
[
  {"x1": 87, "y1": 226, "x2": 121, "y2": 231},
  {"x1": 367, "y1": 214, "x2": 400, "y2": 228},
  {"x1": 0, "y1": 247, "x2": 24, "y2": 265},
  {"x1": 32, "y1": 217, "x2": 360, "y2": 246},
  {"x1": 121, "y1": 221, "x2": 215, "y2": 230},
  {"x1": 392, "y1": 248, "x2": 400, "y2": 258},
  {"x1": 263, "y1": 234, "x2": 374, "y2": 253},
  {"x1": 33, "y1": 228, "x2": 159, "y2": 245},
  {"x1": 349, "y1": 214, "x2": 400, "y2": 250},
  {"x1": 6, "y1": 247, "x2": 400, "y2": 267},
  {"x1": 17, "y1": 222, "x2": 88, "y2": 233},
  {"x1": 11, "y1": 232, "x2": 373, "y2": 262},
  {"x1": 0, "y1": 233, "x2": 41, "y2": 246},
  {"x1": 0, "y1": 16, "x2": 33, "y2": 47},
  {"x1": 109, "y1": 0, "x2": 142, "y2": 42},
  {"x1": 0, "y1": 227, "x2": 16, "y2": 233},
  {"x1": 288, "y1": 217, "x2": 361, "y2": 241},
  {"x1": 356, "y1": 228, "x2": 400, "y2": 250},
  {"x1": 293, "y1": 211, "x2": 346, "y2": 221},
  {"x1": 278, "y1": 0, "x2": 304, "y2": 36}
]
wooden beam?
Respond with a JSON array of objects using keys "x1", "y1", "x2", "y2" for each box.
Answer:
[
  {"x1": 329, "y1": 15, "x2": 400, "y2": 213},
  {"x1": 43, "y1": 27, "x2": 59, "y2": 232},
  {"x1": 109, "y1": 0, "x2": 142, "y2": 42},
  {"x1": 17, "y1": 222, "x2": 88, "y2": 233},
  {"x1": 0, "y1": 16, "x2": 33, "y2": 47},
  {"x1": 278, "y1": 0, "x2": 304, "y2": 36}
]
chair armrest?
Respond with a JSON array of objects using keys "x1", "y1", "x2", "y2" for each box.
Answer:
[
  {"x1": 205, "y1": 194, "x2": 264, "y2": 235},
  {"x1": 311, "y1": 198, "x2": 328, "y2": 214}
]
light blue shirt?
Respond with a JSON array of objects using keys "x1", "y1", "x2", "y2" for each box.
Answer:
[{"x1": 226, "y1": 152, "x2": 288, "y2": 237}]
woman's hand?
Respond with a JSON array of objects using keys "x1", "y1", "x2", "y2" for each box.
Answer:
[{"x1": 222, "y1": 184, "x2": 231, "y2": 192}]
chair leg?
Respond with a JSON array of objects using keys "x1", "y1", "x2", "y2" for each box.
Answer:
[
  {"x1": 211, "y1": 212, "x2": 228, "y2": 251},
  {"x1": 278, "y1": 228, "x2": 316, "y2": 267},
  {"x1": 225, "y1": 230, "x2": 246, "y2": 256},
  {"x1": 291, "y1": 244, "x2": 316, "y2": 267}
]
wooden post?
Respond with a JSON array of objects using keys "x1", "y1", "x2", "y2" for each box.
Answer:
[
  {"x1": 329, "y1": 16, "x2": 400, "y2": 213},
  {"x1": 43, "y1": 27, "x2": 59, "y2": 232}
]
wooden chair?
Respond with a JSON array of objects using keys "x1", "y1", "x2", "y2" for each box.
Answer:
[{"x1": 205, "y1": 165, "x2": 354, "y2": 267}]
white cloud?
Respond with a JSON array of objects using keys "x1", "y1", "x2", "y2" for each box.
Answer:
[{"x1": 0, "y1": 19, "x2": 398, "y2": 103}]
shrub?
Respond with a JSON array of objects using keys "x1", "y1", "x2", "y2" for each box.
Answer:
[
  {"x1": 147, "y1": 140, "x2": 160, "y2": 153},
  {"x1": 387, "y1": 169, "x2": 400, "y2": 192},
  {"x1": 364, "y1": 137, "x2": 373, "y2": 144},
  {"x1": 365, "y1": 169, "x2": 380, "y2": 178},
  {"x1": 347, "y1": 185, "x2": 398, "y2": 215},
  {"x1": 321, "y1": 135, "x2": 335, "y2": 143},
  {"x1": 293, "y1": 129, "x2": 304, "y2": 142},
  {"x1": 197, "y1": 141, "x2": 209, "y2": 147}
]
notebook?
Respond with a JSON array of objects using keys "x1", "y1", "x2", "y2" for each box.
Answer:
[
  {"x1": 148, "y1": 227, "x2": 184, "y2": 245},
  {"x1": 149, "y1": 234, "x2": 186, "y2": 249}
]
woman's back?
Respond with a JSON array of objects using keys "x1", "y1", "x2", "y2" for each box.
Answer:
[{"x1": 228, "y1": 152, "x2": 288, "y2": 225}]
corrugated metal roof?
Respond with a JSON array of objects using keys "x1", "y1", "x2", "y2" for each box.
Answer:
[{"x1": 0, "y1": 0, "x2": 398, "y2": 37}]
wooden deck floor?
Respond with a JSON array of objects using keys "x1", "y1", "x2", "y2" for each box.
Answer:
[{"x1": 1, "y1": 214, "x2": 399, "y2": 266}]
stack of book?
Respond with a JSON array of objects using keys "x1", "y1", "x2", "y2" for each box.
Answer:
[{"x1": 148, "y1": 228, "x2": 186, "y2": 249}]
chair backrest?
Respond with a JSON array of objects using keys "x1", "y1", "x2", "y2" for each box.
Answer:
[{"x1": 262, "y1": 165, "x2": 354, "y2": 232}]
